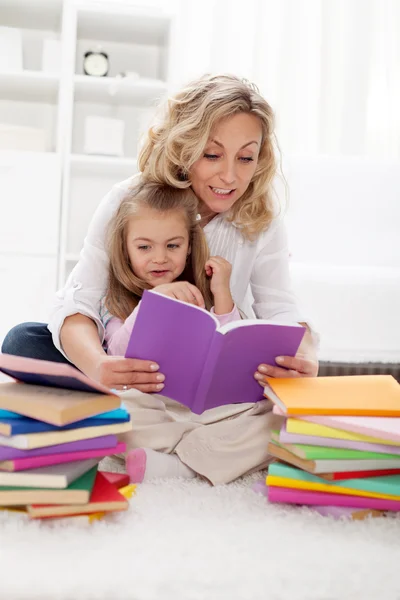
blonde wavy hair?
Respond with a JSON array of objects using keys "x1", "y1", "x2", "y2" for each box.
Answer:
[
  {"x1": 138, "y1": 73, "x2": 279, "y2": 239},
  {"x1": 105, "y1": 181, "x2": 214, "y2": 321}
]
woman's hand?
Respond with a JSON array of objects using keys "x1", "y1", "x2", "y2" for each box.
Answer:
[
  {"x1": 153, "y1": 281, "x2": 205, "y2": 307},
  {"x1": 254, "y1": 327, "x2": 319, "y2": 385},
  {"x1": 88, "y1": 355, "x2": 165, "y2": 393},
  {"x1": 205, "y1": 256, "x2": 234, "y2": 314}
]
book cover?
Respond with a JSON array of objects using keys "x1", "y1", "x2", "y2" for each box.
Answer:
[
  {"x1": 264, "y1": 375, "x2": 400, "y2": 417},
  {"x1": 0, "y1": 353, "x2": 117, "y2": 396},
  {"x1": 270, "y1": 430, "x2": 400, "y2": 460},
  {"x1": 0, "y1": 458, "x2": 99, "y2": 488},
  {"x1": 267, "y1": 443, "x2": 400, "y2": 474},
  {"x1": 267, "y1": 485, "x2": 400, "y2": 512},
  {"x1": 0, "y1": 403, "x2": 129, "y2": 421},
  {"x1": 101, "y1": 472, "x2": 130, "y2": 488},
  {"x1": 0, "y1": 420, "x2": 132, "y2": 450},
  {"x1": 0, "y1": 381, "x2": 122, "y2": 427},
  {"x1": 0, "y1": 411, "x2": 130, "y2": 437},
  {"x1": 278, "y1": 422, "x2": 400, "y2": 454},
  {"x1": 267, "y1": 463, "x2": 400, "y2": 500},
  {"x1": 0, "y1": 465, "x2": 97, "y2": 506},
  {"x1": 319, "y1": 468, "x2": 400, "y2": 481},
  {"x1": 27, "y1": 471, "x2": 129, "y2": 519},
  {"x1": 125, "y1": 290, "x2": 304, "y2": 414},
  {"x1": 0, "y1": 435, "x2": 118, "y2": 461},
  {"x1": 295, "y1": 414, "x2": 400, "y2": 443},
  {"x1": 0, "y1": 441, "x2": 125, "y2": 471},
  {"x1": 286, "y1": 419, "x2": 400, "y2": 447}
]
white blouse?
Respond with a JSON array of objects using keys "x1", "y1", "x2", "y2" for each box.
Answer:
[{"x1": 48, "y1": 176, "x2": 306, "y2": 357}]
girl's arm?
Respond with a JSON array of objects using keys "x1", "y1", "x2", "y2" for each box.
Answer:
[{"x1": 103, "y1": 306, "x2": 140, "y2": 356}]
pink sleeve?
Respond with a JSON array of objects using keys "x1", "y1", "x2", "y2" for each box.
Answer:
[
  {"x1": 105, "y1": 305, "x2": 140, "y2": 356},
  {"x1": 210, "y1": 304, "x2": 241, "y2": 327}
]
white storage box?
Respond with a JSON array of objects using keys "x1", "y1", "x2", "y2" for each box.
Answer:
[
  {"x1": 0, "y1": 124, "x2": 47, "y2": 152},
  {"x1": 42, "y1": 39, "x2": 62, "y2": 73},
  {"x1": 83, "y1": 116, "x2": 125, "y2": 156},
  {"x1": 0, "y1": 27, "x2": 23, "y2": 71}
]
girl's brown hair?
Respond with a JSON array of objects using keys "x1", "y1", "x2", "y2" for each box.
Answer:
[
  {"x1": 138, "y1": 73, "x2": 279, "y2": 239},
  {"x1": 105, "y1": 181, "x2": 213, "y2": 321}
]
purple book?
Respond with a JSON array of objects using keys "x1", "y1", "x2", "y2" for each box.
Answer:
[
  {"x1": 279, "y1": 423, "x2": 400, "y2": 455},
  {"x1": 0, "y1": 435, "x2": 118, "y2": 461},
  {"x1": 125, "y1": 290, "x2": 305, "y2": 414}
]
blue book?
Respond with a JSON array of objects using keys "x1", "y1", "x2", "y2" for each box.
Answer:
[
  {"x1": 0, "y1": 411, "x2": 130, "y2": 437},
  {"x1": 0, "y1": 403, "x2": 128, "y2": 421}
]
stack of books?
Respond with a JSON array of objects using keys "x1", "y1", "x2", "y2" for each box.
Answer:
[
  {"x1": 263, "y1": 374, "x2": 400, "y2": 518},
  {"x1": 0, "y1": 354, "x2": 133, "y2": 520}
]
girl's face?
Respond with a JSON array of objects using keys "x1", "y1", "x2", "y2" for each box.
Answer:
[
  {"x1": 190, "y1": 112, "x2": 262, "y2": 216},
  {"x1": 126, "y1": 206, "x2": 190, "y2": 286}
]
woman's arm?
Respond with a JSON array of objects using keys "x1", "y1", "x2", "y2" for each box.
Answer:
[
  {"x1": 61, "y1": 313, "x2": 164, "y2": 392},
  {"x1": 250, "y1": 221, "x2": 319, "y2": 381},
  {"x1": 48, "y1": 178, "x2": 135, "y2": 357}
]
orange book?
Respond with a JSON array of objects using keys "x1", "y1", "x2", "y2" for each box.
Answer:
[
  {"x1": 264, "y1": 375, "x2": 400, "y2": 417},
  {"x1": 27, "y1": 471, "x2": 129, "y2": 519}
]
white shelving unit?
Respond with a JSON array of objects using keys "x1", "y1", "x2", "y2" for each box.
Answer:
[
  {"x1": 0, "y1": 0, "x2": 64, "y2": 343},
  {"x1": 0, "y1": 0, "x2": 175, "y2": 343},
  {"x1": 59, "y1": 1, "x2": 173, "y2": 285}
]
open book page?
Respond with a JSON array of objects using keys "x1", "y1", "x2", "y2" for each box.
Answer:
[{"x1": 125, "y1": 290, "x2": 218, "y2": 409}]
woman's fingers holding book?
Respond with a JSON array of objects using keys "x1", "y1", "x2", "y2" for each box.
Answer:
[
  {"x1": 254, "y1": 365, "x2": 300, "y2": 386},
  {"x1": 254, "y1": 354, "x2": 318, "y2": 385},
  {"x1": 92, "y1": 356, "x2": 165, "y2": 392}
]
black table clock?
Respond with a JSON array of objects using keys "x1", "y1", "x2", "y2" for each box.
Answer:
[{"x1": 83, "y1": 49, "x2": 109, "y2": 77}]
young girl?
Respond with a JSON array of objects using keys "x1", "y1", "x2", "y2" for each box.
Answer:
[{"x1": 102, "y1": 180, "x2": 241, "y2": 361}]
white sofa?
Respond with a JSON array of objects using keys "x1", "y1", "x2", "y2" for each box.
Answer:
[{"x1": 282, "y1": 155, "x2": 400, "y2": 365}]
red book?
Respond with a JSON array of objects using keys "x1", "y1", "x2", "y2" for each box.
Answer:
[
  {"x1": 27, "y1": 471, "x2": 129, "y2": 519},
  {"x1": 321, "y1": 468, "x2": 400, "y2": 481},
  {"x1": 101, "y1": 472, "x2": 130, "y2": 488}
]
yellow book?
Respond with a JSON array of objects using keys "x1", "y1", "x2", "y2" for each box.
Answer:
[
  {"x1": 266, "y1": 475, "x2": 400, "y2": 501},
  {"x1": 286, "y1": 418, "x2": 400, "y2": 447}
]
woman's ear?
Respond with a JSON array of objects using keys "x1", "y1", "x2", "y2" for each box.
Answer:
[{"x1": 187, "y1": 245, "x2": 191, "y2": 256}]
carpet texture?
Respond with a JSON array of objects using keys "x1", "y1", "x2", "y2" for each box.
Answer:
[{"x1": 1, "y1": 458, "x2": 400, "y2": 600}]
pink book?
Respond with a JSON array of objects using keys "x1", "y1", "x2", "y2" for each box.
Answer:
[
  {"x1": 273, "y1": 405, "x2": 400, "y2": 444},
  {"x1": 296, "y1": 415, "x2": 400, "y2": 443},
  {"x1": 0, "y1": 441, "x2": 126, "y2": 471},
  {"x1": 267, "y1": 485, "x2": 400, "y2": 511},
  {"x1": 279, "y1": 423, "x2": 400, "y2": 455}
]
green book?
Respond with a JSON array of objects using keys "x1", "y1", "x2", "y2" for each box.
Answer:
[
  {"x1": 268, "y1": 462, "x2": 400, "y2": 496},
  {"x1": 271, "y1": 429, "x2": 400, "y2": 460},
  {"x1": 0, "y1": 466, "x2": 97, "y2": 506}
]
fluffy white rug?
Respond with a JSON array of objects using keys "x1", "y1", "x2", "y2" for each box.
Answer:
[{"x1": 1, "y1": 458, "x2": 400, "y2": 600}]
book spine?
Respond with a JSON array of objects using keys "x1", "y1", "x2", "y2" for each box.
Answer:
[{"x1": 192, "y1": 333, "x2": 224, "y2": 414}]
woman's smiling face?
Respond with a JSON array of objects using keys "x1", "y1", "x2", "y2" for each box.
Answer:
[{"x1": 189, "y1": 112, "x2": 262, "y2": 216}]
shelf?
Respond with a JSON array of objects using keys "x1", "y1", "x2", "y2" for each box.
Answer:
[
  {"x1": 70, "y1": 154, "x2": 138, "y2": 176},
  {"x1": 0, "y1": 0, "x2": 63, "y2": 31},
  {"x1": 77, "y1": 5, "x2": 171, "y2": 46},
  {"x1": 73, "y1": 74, "x2": 167, "y2": 105},
  {"x1": 0, "y1": 70, "x2": 59, "y2": 103}
]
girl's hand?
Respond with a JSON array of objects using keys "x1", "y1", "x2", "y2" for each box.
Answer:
[
  {"x1": 89, "y1": 355, "x2": 165, "y2": 393},
  {"x1": 153, "y1": 281, "x2": 205, "y2": 308},
  {"x1": 205, "y1": 256, "x2": 232, "y2": 295},
  {"x1": 205, "y1": 256, "x2": 234, "y2": 314},
  {"x1": 254, "y1": 328, "x2": 319, "y2": 385}
]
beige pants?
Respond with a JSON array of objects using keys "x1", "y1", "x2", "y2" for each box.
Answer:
[{"x1": 118, "y1": 391, "x2": 280, "y2": 485}]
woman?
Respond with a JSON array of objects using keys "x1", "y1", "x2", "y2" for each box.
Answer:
[{"x1": 2, "y1": 74, "x2": 318, "y2": 394}]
